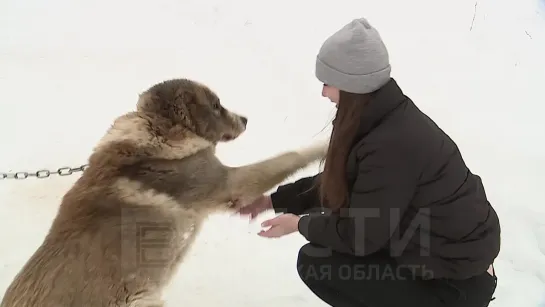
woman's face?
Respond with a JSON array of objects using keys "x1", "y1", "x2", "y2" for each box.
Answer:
[{"x1": 322, "y1": 84, "x2": 340, "y2": 106}]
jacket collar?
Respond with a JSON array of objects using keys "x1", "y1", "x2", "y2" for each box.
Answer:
[{"x1": 355, "y1": 78, "x2": 407, "y2": 139}]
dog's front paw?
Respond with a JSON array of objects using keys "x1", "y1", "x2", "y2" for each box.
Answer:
[
  {"x1": 226, "y1": 200, "x2": 237, "y2": 209},
  {"x1": 227, "y1": 196, "x2": 254, "y2": 211},
  {"x1": 226, "y1": 198, "x2": 243, "y2": 211}
]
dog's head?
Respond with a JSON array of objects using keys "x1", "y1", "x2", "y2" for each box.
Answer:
[{"x1": 137, "y1": 78, "x2": 248, "y2": 143}]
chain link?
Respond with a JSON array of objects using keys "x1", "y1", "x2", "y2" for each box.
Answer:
[{"x1": 0, "y1": 164, "x2": 89, "y2": 180}]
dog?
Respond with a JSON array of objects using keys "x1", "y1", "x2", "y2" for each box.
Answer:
[{"x1": 0, "y1": 78, "x2": 328, "y2": 307}]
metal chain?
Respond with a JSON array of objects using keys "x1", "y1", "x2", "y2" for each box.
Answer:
[{"x1": 0, "y1": 164, "x2": 89, "y2": 180}]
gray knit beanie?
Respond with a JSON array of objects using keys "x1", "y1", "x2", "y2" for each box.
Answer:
[{"x1": 315, "y1": 18, "x2": 391, "y2": 94}]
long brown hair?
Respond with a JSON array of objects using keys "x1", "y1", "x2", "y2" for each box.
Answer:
[{"x1": 318, "y1": 90, "x2": 373, "y2": 211}]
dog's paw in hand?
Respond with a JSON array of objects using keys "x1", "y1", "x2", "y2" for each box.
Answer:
[{"x1": 227, "y1": 198, "x2": 244, "y2": 211}]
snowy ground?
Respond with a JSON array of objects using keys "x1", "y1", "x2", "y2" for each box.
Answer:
[{"x1": 1, "y1": 0, "x2": 544, "y2": 305}]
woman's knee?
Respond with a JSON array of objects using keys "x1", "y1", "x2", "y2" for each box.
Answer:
[
  {"x1": 297, "y1": 243, "x2": 332, "y2": 266},
  {"x1": 296, "y1": 243, "x2": 335, "y2": 283}
]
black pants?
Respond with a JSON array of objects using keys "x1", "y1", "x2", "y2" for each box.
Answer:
[{"x1": 296, "y1": 243, "x2": 497, "y2": 307}]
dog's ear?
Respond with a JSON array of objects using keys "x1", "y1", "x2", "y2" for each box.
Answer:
[{"x1": 175, "y1": 95, "x2": 196, "y2": 129}]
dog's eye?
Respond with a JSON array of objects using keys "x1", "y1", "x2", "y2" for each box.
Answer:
[{"x1": 212, "y1": 100, "x2": 221, "y2": 110}]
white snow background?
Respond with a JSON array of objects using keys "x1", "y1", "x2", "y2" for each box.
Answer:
[{"x1": 1, "y1": 0, "x2": 544, "y2": 305}]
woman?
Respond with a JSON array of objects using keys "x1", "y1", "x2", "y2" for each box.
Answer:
[{"x1": 237, "y1": 17, "x2": 500, "y2": 306}]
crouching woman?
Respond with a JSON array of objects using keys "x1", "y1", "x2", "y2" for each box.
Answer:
[{"x1": 238, "y1": 17, "x2": 500, "y2": 307}]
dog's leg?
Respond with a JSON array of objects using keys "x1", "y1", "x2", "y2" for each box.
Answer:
[{"x1": 226, "y1": 141, "x2": 328, "y2": 206}]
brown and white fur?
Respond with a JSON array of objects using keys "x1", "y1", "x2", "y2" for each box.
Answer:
[{"x1": 0, "y1": 78, "x2": 328, "y2": 307}]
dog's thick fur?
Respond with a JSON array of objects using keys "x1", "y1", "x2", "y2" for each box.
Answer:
[{"x1": 0, "y1": 79, "x2": 328, "y2": 307}]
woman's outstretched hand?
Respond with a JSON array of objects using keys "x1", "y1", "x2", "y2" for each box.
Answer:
[
  {"x1": 235, "y1": 195, "x2": 301, "y2": 238},
  {"x1": 258, "y1": 213, "x2": 301, "y2": 238}
]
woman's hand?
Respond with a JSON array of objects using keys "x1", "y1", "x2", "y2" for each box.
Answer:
[
  {"x1": 235, "y1": 196, "x2": 301, "y2": 238},
  {"x1": 258, "y1": 213, "x2": 301, "y2": 238}
]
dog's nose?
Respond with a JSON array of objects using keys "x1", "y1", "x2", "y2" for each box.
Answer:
[{"x1": 241, "y1": 116, "x2": 248, "y2": 126}]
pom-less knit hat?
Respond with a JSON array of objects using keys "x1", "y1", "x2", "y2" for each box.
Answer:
[{"x1": 315, "y1": 18, "x2": 391, "y2": 94}]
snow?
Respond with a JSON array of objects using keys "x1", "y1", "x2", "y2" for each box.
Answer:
[{"x1": 0, "y1": 0, "x2": 544, "y2": 305}]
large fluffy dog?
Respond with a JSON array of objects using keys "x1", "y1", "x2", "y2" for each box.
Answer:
[{"x1": 0, "y1": 78, "x2": 327, "y2": 307}]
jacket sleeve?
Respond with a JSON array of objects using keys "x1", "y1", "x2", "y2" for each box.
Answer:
[
  {"x1": 297, "y1": 144, "x2": 418, "y2": 256},
  {"x1": 270, "y1": 173, "x2": 322, "y2": 216}
]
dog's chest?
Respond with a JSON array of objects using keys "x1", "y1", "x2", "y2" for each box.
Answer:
[{"x1": 166, "y1": 209, "x2": 200, "y2": 251}]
